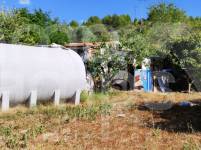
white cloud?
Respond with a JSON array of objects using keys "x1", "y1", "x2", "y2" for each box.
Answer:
[{"x1": 19, "y1": 0, "x2": 31, "y2": 5}]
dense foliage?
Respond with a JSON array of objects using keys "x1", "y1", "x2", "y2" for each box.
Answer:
[
  {"x1": 88, "y1": 44, "x2": 127, "y2": 91},
  {"x1": 0, "y1": 3, "x2": 201, "y2": 69},
  {"x1": 148, "y1": 3, "x2": 187, "y2": 23}
]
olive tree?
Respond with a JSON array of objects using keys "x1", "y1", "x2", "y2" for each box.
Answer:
[
  {"x1": 74, "y1": 26, "x2": 97, "y2": 42},
  {"x1": 87, "y1": 43, "x2": 126, "y2": 91},
  {"x1": 120, "y1": 27, "x2": 155, "y2": 64}
]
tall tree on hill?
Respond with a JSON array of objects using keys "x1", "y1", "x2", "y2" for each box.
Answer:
[
  {"x1": 188, "y1": 17, "x2": 201, "y2": 32},
  {"x1": 46, "y1": 24, "x2": 70, "y2": 45},
  {"x1": 102, "y1": 15, "x2": 113, "y2": 29},
  {"x1": 75, "y1": 26, "x2": 96, "y2": 42},
  {"x1": 120, "y1": 27, "x2": 155, "y2": 63},
  {"x1": 0, "y1": 10, "x2": 26, "y2": 43},
  {"x1": 84, "y1": 16, "x2": 102, "y2": 26},
  {"x1": 167, "y1": 32, "x2": 201, "y2": 68},
  {"x1": 148, "y1": 3, "x2": 187, "y2": 23},
  {"x1": 89, "y1": 24, "x2": 111, "y2": 42},
  {"x1": 12, "y1": 24, "x2": 49, "y2": 45},
  {"x1": 69, "y1": 20, "x2": 79, "y2": 28},
  {"x1": 102, "y1": 14, "x2": 132, "y2": 29},
  {"x1": 30, "y1": 9, "x2": 52, "y2": 27},
  {"x1": 13, "y1": 8, "x2": 31, "y2": 24},
  {"x1": 147, "y1": 22, "x2": 190, "y2": 55}
]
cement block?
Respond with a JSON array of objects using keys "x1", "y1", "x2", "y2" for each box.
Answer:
[
  {"x1": 75, "y1": 90, "x2": 81, "y2": 105},
  {"x1": 53, "y1": 90, "x2": 60, "y2": 106},
  {"x1": 29, "y1": 90, "x2": 37, "y2": 108},
  {"x1": 1, "y1": 91, "x2": 9, "y2": 112}
]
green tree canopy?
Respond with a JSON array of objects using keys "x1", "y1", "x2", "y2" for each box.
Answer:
[
  {"x1": 30, "y1": 9, "x2": 52, "y2": 27},
  {"x1": 167, "y1": 32, "x2": 201, "y2": 68},
  {"x1": 102, "y1": 14, "x2": 132, "y2": 29},
  {"x1": 120, "y1": 27, "x2": 155, "y2": 63},
  {"x1": 84, "y1": 16, "x2": 102, "y2": 26},
  {"x1": 69, "y1": 20, "x2": 79, "y2": 28},
  {"x1": 148, "y1": 3, "x2": 187, "y2": 23},
  {"x1": 147, "y1": 22, "x2": 190, "y2": 54},
  {"x1": 75, "y1": 26, "x2": 97, "y2": 42},
  {"x1": 49, "y1": 30, "x2": 69, "y2": 45},
  {"x1": 46, "y1": 23, "x2": 70, "y2": 45},
  {"x1": 89, "y1": 24, "x2": 111, "y2": 42}
]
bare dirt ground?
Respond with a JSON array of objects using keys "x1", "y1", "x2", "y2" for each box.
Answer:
[{"x1": 0, "y1": 91, "x2": 201, "y2": 150}]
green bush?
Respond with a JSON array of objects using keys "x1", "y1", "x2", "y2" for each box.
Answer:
[{"x1": 80, "y1": 91, "x2": 89, "y2": 103}]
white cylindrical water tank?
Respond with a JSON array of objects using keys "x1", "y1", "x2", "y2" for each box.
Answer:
[{"x1": 0, "y1": 43, "x2": 86, "y2": 104}]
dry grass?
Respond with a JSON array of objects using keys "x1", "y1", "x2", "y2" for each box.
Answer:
[{"x1": 0, "y1": 91, "x2": 201, "y2": 150}]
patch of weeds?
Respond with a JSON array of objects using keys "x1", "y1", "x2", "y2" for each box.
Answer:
[
  {"x1": 25, "y1": 108, "x2": 38, "y2": 115},
  {"x1": 16, "y1": 111, "x2": 25, "y2": 117},
  {"x1": 98, "y1": 103, "x2": 112, "y2": 115},
  {"x1": 0, "y1": 114, "x2": 18, "y2": 121},
  {"x1": 66, "y1": 105, "x2": 98, "y2": 120},
  {"x1": 71, "y1": 104, "x2": 112, "y2": 120},
  {"x1": 108, "y1": 90, "x2": 121, "y2": 97},
  {"x1": 32, "y1": 124, "x2": 45, "y2": 137},
  {"x1": 90, "y1": 93, "x2": 109, "y2": 103},
  {"x1": 80, "y1": 91, "x2": 89, "y2": 103},
  {"x1": 0, "y1": 102, "x2": 112, "y2": 148},
  {"x1": 21, "y1": 124, "x2": 45, "y2": 147},
  {"x1": 0, "y1": 111, "x2": 31, "y2": 122},
  {"x1": 42, "y1": 106, "x2": 67, "y2": 118},
  {"x1": 152, "y1": 128, "x2": 161, "y2": 138},
  {"x1": 0, "y1": 124, "x2": 45, "y2": 149},
  {"x1": 6, "y1": 134, "x2": 19, "y2": 149},
  {"x1": 126, "y1": 102, "x2": 137, "y2": 111},
  {"x1": 42, "y1": 107, "x2": 59, "y2": 117},
  {"x1": 42, "y1": 103, "x2": 112, "y2": 121},
  {"x1": 0, "y1": 126, "x2": 20, "y2": 149},
  {"x1": 21, "y1": 132, "x2": 29, "y2": 148},
  {"x1": 0, "y1": 126, "x2": 12, "y2": 137},
  {"x1": 83, "y1": 106, "x2": 98, "y2": 120},
  {"x1": 183, "y1": 138, "x2": 200, "y2": 150}
]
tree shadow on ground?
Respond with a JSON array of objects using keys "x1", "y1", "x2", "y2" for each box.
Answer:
[{"x1": 138, "y1": 99, "x2": 201, "y2": 133}]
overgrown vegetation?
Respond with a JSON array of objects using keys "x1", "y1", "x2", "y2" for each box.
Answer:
[
  {"x1": 0, "y1": 3, "x2": 200, "y2": 70},
  {"x1": 0, "y1": 102, "x2": 112, "y2": 149},
  {"x1": 0, "y1": 124, "x2": 45, "y2": 148},
  {"x1": 0, "y1": 92, "x2": 201, "y2": 149}
]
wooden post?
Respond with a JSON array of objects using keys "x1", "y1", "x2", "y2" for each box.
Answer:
[
  {"x1": 1, "y1": 91, "x2": 9, "y2": 112},
  {"x1": 29, "y1": 90, "x2": 37, "y2": 108}
]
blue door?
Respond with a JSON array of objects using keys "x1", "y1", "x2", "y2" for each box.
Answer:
[{"x1": 142, "y1": 69, "x2": 152, "y2": 92}]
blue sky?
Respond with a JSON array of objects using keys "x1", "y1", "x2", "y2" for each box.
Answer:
[{"x1": 1, "y1": 0, "x2": 201, "y2": 23}]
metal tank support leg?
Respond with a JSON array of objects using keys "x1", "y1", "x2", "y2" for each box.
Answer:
[
  {"x1": 53, "y1": 90, "x2": 60, "y2": 106},
  {"x1": 29, "y1": 90, "x2": 37, "y2": 108},
  {"x1": 1, "y1": 91, "x2": 9, "y2": 112}
]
